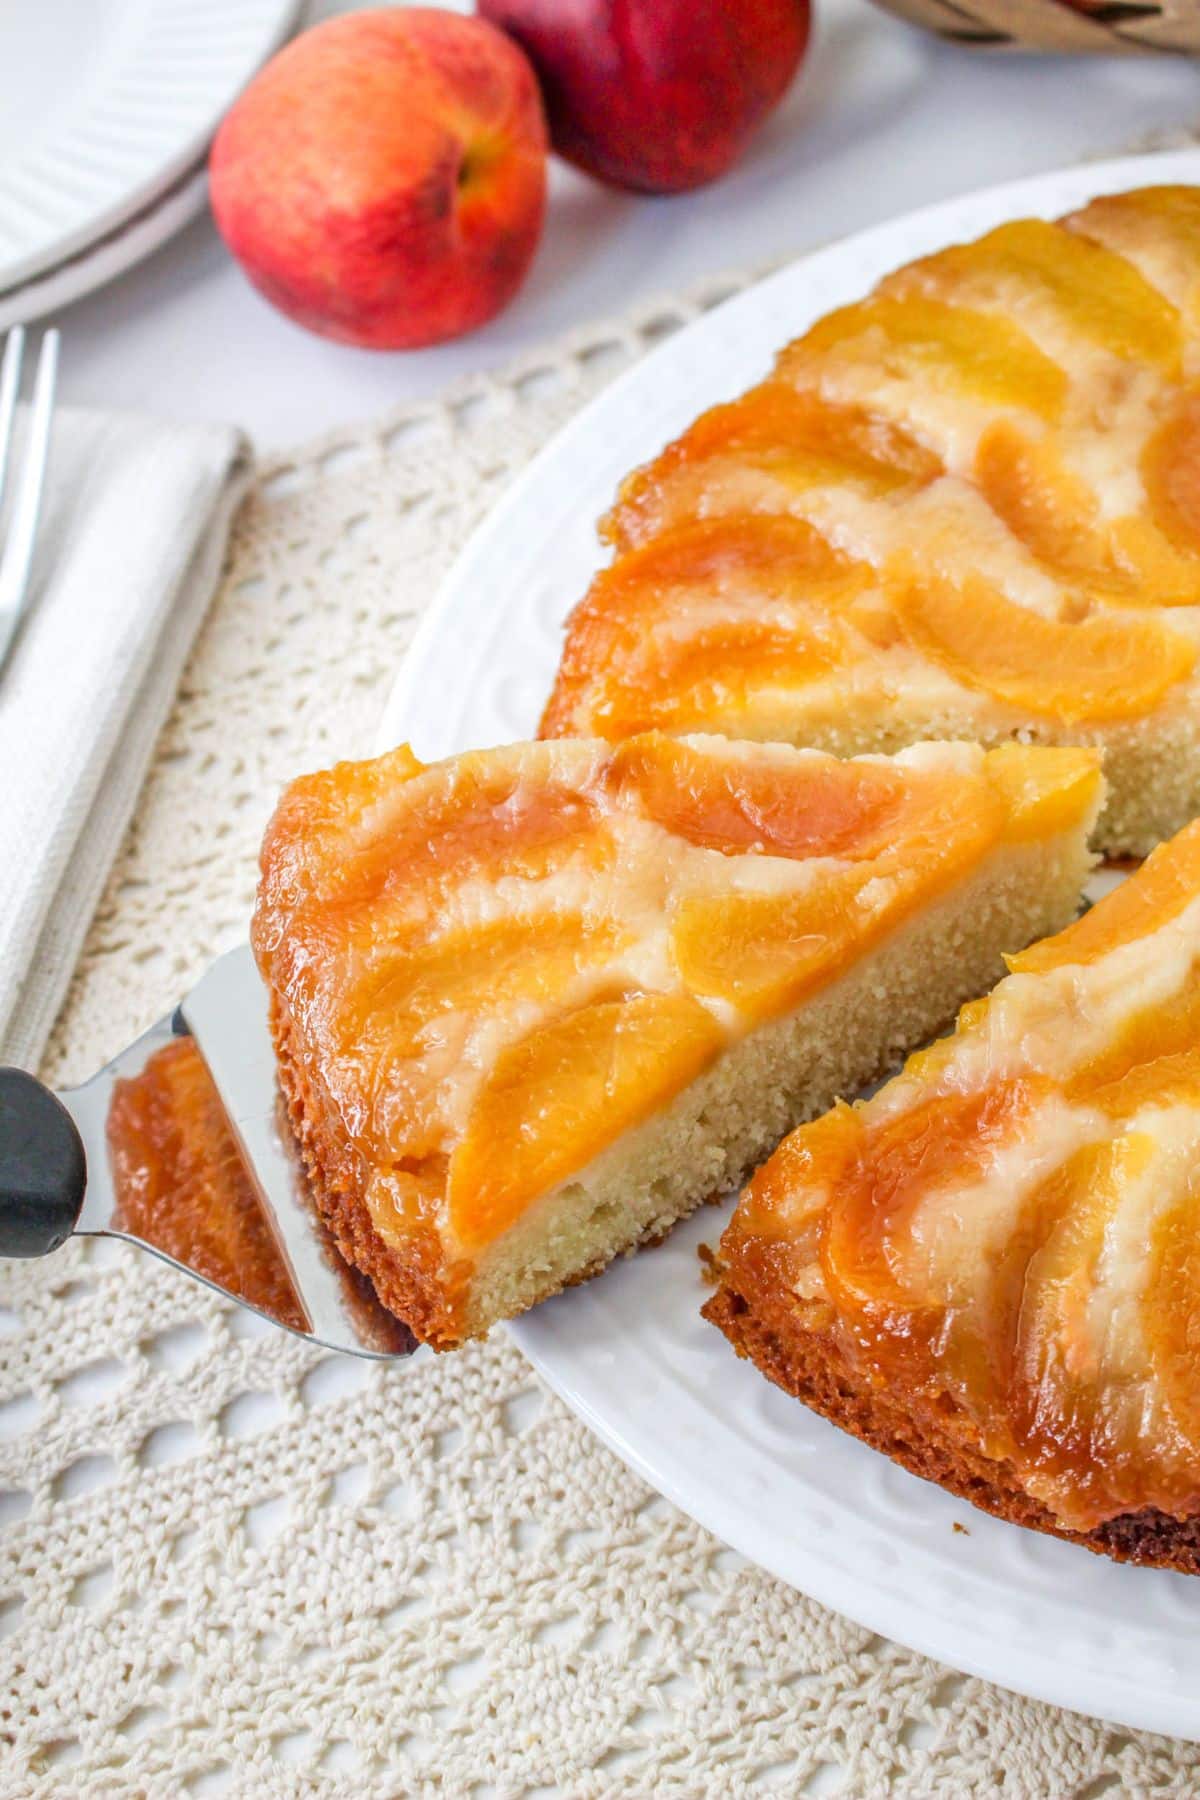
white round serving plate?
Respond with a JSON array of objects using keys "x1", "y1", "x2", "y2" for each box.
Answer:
[
  {"x1": 379, "y1": 147, "x2": 1200, "y2": 1739},
  {"x1": 0, "y1": 0, "x2": 300, "y2": 298}
]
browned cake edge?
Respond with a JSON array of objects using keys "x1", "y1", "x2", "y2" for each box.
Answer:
[
  {"x1": 703, "y1": 1251, "x2": 1200, "y2": 1573},
  {"x1": 270, "y1": 999, "x2": 466, "y2": 1349}
]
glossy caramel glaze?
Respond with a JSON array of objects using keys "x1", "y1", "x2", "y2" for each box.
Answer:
[{"x1": 543, "y1": 188, "x2": 1200, "y2": 755}]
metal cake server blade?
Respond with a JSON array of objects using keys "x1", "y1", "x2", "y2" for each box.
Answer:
[{"x1": 1, "y1": 944, "x2": 419, "y2": 1359}]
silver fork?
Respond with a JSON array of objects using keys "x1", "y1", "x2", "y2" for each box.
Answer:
[{"x1": 0, "y1": 326, "x2": 59, "y2": 674}]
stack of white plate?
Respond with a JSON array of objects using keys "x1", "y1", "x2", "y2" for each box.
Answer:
[{"x1": 0, "y1": 0, "x2": 301, "y2": 330}]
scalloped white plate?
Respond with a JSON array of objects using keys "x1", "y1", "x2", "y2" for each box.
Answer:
[
  {"x1": 0, "y1": 165, "x2": 210, "y2": 333},
  {"x1": 0, "y1": 0, "x2": 300, "y2": 295},
  {"x1": 379, "y1": 148, "x2": 1200, "y2": 1739}
]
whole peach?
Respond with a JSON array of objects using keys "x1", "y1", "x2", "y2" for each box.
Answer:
[
  {"x1": 210, "y1": 9, "x2": 548, "y2": 349},
  {"x1": 479, "y1": 0, "x2": 810, "y2": 195}
]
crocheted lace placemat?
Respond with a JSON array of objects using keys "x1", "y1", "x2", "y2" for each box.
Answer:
[{"x1": 3, "y1": 272, "x2": 1198, "y2": 1799}]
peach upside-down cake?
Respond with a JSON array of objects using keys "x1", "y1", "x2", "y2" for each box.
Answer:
[
  {"x1": 250, "y1": 732, "x2": 1101, "y2": 1348},
  {"x1": 542, "y1": 184, "x2": 1200, "y2": 858},
  {"x1": 706, "y1": 818, "x2": 1200, "y2": 1570}
]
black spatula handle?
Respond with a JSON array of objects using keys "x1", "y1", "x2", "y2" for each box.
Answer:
[{"x1": 0, "y1": 1068, "x2": 86, "y2": 1257}]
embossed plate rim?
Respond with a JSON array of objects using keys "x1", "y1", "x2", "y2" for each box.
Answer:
[{"x1": 0, "y1": 0, "x2": 301, "y2": 293}]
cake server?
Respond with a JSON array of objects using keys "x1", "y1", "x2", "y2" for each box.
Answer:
[{"x1": 0, "y1": 943, "x2": 418, "y2": 1358}]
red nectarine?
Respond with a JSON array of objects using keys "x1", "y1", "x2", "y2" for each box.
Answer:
[
  {"x1": 210, "y1": 9, "x2": 548, "y2": 349},
  {"x1": 479, "y1": 0, "x2": 810, "y2": 195}
]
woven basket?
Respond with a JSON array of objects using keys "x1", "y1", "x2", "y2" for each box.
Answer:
[{"x1": 871, "y1": 0, "x2": 1200, "y2": 52}]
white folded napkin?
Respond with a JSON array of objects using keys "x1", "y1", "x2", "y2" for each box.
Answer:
[{"x1": 0, "y1": 407, "x2": 252, "y2": 1068}]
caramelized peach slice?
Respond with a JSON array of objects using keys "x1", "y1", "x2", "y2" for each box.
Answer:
[
  {"x1": 935, "y1": 1134, "x2": 1104, "y2": 1446},
  {"x1": 672, "y1": 869, "x2": 891, "y2": 1021},
  {"x1": 589, "y1": 512, "x2": 862, "y2": 626},
  {"x1": 586, "y1": 619, "x2": 841, "y2": 739},
  {"x1": 1146, "y1": 1170, "x2": 1200, "y2": 1457},
  {"x1": 1067, "y1": 186, "x2": 1200, "y2": 316},
  {"x1": 447, "y1": 991, "x2": 724, "y2": 1252},
  {"x1": 336, "y1": 912, "x2": 635, "y2": 1167},
  {"x1": 822, "y1": 1078, "x2": 1051, "y2": 1310},
  {"x1": 540, "y1": 515, "x2": 865, "y2": 740},
  {"x1": 1143, "y1": 390, "x2": 1200, "y2": 556},
  {"x1": 892, "y1": 569, "x2": 1194, "y2": 723},
  {"x1": 1071, "y1": 184, "x2": 1200, "y2": 245},
  {"x1": 1007, "y1": 1132, "x2": 1157, "y2": 1512},
  {"x1": 260, "y1": 747, "x2": 609, "y2": 954},
  {"x1": 736, "y1": 1103, "x2": 863, "y2": 1242},
  {"x1": 1106, "y1": 515, "x2": 1200, "y2": 609},
  {"x1": 614, "y1": 735, "x2": 919, "y2": 862},
  {"x1": 665, "y1": 384, "x2": 941, "y2": 490},
  {"x1": 787, "y1": 294, "x2": 1068, "y2": 420},
  {"x1": 261, "y1": 754, "x2": 620, "y2": 1017},
  {"x1": 978, "y1": 417, "x2": 1200, "y2": 605},
  {"x1": 976, "y1": 420, "x2": 1109, "y2": 584},
  {"x1": 606, "y1": 384, "x2": 941, "y2": 550},
  {"x1": 671, "y1": 814, "x2": 996, "y2": 1020},
  {"x1": 892, "y1": 219, "x2": 1182, "y2": 375},
  {"x1": 669, "y1": 746, "x2": 1005, "y2": 1017},
  {"x1": 982, "y1": 743, "x2": 1103, "y2": 843},
  {"x1": 1010, "y1": 819, "x2": 1200, "y2": 974},
  {"x1": 1087, "y1": 1046, "x2": 1200, "y2": 1121},
  {"x1": 619, "y1": 736, "x2": 1064, "y2": 869},
  {"x1": 344, "y1": 911, "x2": 631, "y2": 1058},
  {"x1": 254, "y1": 742, "x2": 425, "y2": 917}
]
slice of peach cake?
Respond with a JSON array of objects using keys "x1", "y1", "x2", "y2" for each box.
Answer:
[
  {"x1": 542, "y1": 185, "x2": 1200, "y2": 858},
  {"x1": 251, "y1": 731, "x2": 1101, "y2": 1347}
]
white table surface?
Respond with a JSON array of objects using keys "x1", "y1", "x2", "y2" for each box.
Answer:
[{"x1": 51, "y1": 0, "x2": 1200, "y2": 454}]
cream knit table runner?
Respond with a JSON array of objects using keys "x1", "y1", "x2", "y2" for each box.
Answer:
[{"x1": 3, "y1": 273, "x2": 1198, "y2": 1799}]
